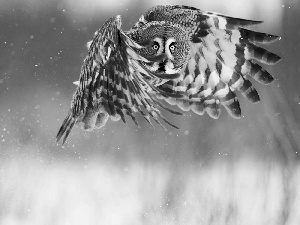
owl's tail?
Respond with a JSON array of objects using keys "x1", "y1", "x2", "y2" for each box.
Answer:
[{"x1": 56, "y1": 110, "x2": 77, "y2": 145}]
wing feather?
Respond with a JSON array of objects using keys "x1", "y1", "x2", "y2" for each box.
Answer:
[
  {"x1": 56, "y1": 15, "x2": 181, "y2": 144},
  {"x1": 146, "y1": 5, "x2": 281, "y2": 119}
]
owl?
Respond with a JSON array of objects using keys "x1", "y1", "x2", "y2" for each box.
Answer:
[{"x1": 56, "y1": 5, "x2": 281, "y2": 144}]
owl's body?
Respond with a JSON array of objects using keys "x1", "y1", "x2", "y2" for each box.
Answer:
[{"x1": 57, "y1": 5, "x2": 281, "y2": 144}]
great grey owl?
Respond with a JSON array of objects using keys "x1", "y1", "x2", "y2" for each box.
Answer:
[{"x1": 56, "y1": 5, "x2": 281, "y2": 144}]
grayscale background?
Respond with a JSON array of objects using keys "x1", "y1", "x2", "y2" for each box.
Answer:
[{"x1": 0, "y1": 0, "x2": 299, "y2": 224}]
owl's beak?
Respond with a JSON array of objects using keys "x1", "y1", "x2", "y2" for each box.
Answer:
[
  {"x1": 158, "y1": 59, "x2": 167, "y2": 73},
  {"x1": 138, "y1": 61, "x2": 180, "y2": 80}
]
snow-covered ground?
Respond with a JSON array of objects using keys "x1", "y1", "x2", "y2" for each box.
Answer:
[{"x1": 0, "y1": 155, "x2": 299, "y2": 225}]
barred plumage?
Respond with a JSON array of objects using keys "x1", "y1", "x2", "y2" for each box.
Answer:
[{"x1": 56, "y1": 5, "x2": 281, "y2": 144}]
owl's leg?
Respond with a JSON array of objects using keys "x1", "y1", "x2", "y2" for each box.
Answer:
[
  {"x1": 81, "y1": 108, "x2": 108, "y2": 131},
  {"x1": 110, "y1": 114, "x2": 121, "y2": 122},
  {"x1": 95, "y1": 112, "x2": 109, "y2": 129},
  {"x1": 81, "y1": 109, "x2": 98, "y2": 131}
]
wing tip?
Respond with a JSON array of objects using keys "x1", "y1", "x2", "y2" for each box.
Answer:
[
  {"x1": 56, "y1": 111, "x2": 76, "y2": 145},
  {"x1": 239, "y1": 28, "x2": 281, "y2": 44},
  {"x1": 270, "y1": 54, "x2": 282, "y2": 65},
  {"x1": 223, "y1": 99, "x2": 242, "y2": 119}
]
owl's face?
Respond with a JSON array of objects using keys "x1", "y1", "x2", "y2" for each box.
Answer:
[{"x1": 130, "y1": 21, "x2": 191, "y2": 74}]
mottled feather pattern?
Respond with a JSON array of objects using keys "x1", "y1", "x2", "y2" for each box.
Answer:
[
  {"x1": 145, "y1": 5, "x2": 281, "y2": 119},
  {"x1": 56, "y1": 15, "x2": 182, "y2": 144},
  {"x1": 57, "y1": 5, "x2": 281, "y2": 143}
]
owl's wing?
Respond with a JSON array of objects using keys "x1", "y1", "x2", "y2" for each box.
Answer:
[
  {"x1": 145, "y1": 5, "x2": 281, "y2": 118},
  {"x1": 56, "y1": 16, "x2": 183, "y2": 144}
]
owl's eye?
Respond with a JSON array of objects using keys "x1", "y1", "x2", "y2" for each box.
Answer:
[
  {"x1": 152, "y1": 42, "x2": 160, "y2": 50},
  {"x1": 169, "y1": 43, "x2": 175, "y2": 51}
]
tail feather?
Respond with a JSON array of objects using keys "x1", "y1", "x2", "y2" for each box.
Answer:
[{"x1": 56, "y1": 111, "x2": 77, "y2": 144}]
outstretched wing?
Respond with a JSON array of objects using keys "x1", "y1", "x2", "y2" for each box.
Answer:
[
  {"x1": 141, "y1": 5, "x2": 281, "y2": 118},
  {"x1": 56, "y1": 15, "x2": 182, "y2": 144}
]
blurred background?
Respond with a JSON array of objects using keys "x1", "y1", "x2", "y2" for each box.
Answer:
[{"x1": 0, "y1": 0, "x2": 300, "y2": 224}]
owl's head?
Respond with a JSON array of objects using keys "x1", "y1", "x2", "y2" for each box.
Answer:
[{"x1": 130, "y1": 21, "x2": 190, "y2": 75}]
